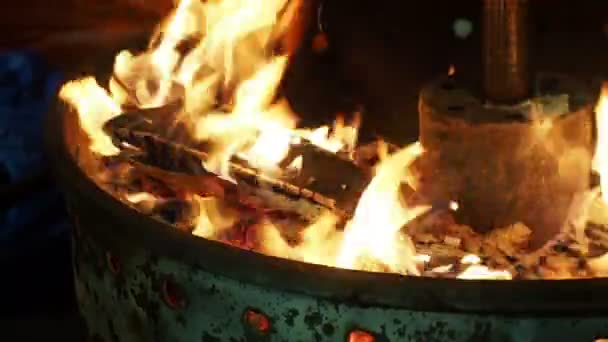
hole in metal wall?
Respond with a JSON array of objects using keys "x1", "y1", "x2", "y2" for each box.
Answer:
[
  {"x1": 161, "y1": 278, "x2": 186, "y2": 310},
  {"x1": 243, "y1": 308, "x2": 271, "y2": 335},
  {"x1": 106, "y1": 251, "x2": 120, "y2": 275},
  {"x1": 348, "y1": 329, "x2": 375, "y2": 342}
]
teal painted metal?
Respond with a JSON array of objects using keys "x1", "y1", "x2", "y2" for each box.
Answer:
[{"x1": 68, "y1": 199, "x2": 608, "y2": 342}]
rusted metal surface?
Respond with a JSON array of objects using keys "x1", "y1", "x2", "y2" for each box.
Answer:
[
  {"x1": 418, "y1": 72, "x2": 595, "y2": 247},
  {"x1": 482, "y1": 0, "x2": 531, "y2": 103}
]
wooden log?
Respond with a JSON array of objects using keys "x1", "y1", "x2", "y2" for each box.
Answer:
[
  {"x1": 417, "y1": 73, "x2": 596, "y2": 247},
  {"x1": 103, "y1": 106, "x2": 370, "y2": 220}
]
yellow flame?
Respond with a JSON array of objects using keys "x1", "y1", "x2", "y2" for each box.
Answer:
[
  {"x1": 255, "y1": 213, "x2": 341, "y2": 265},
  {"x1": 336, "y1": 142, "x2": 431, "y2": 275},
  {"x1": 193, "y1": 57, "x2": 296, "y2": 178},
  {"x1": 192, "y1": 196, "x2": 239, "y2": 238},
  {"x1": 237, "y1": 141, "x2": 430, "y2": 275},
  {"x1": 57, "y1": 0, "x2": 387, "y2": 274},
  {"x1": 297, "y1": 113, "x2": 361, "y2": 154},
  {"x1": 595, "y1": 85, "x2": 608, "y2": 204},
  {"x1": 59, "y1": 77, "x2": 122, "y2": 156},
  {"x1": 125, "y1": 192, "x2": 158, "y2": 203},
  {"x1": 60, "y1": 0, "x2": 360, "y2": 175}
]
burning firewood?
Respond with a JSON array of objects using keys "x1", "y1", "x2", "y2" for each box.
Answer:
[{"x1": 102, "y1": 105, "x2": 371, "y2": 221}]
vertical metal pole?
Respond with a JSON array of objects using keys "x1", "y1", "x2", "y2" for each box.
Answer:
[{"x1": 482, "y1": 0, "x2": 530, "y2": 103}]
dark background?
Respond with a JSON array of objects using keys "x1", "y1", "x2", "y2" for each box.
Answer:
[{"x1": 1, "y1": 1, "x2": 608, "y2": 340}]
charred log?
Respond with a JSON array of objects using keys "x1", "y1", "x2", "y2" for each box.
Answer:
[{"x1": 103, "y1": 105, "x2": 370, "y2": 220}]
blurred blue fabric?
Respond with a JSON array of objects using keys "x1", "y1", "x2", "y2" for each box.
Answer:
[{"x1": 0, "y1": 51, "x2": 69, "y2": 250}]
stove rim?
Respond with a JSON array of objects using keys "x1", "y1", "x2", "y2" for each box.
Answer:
[{"x1": 46, "y1": 100, "x2": 608, "y2": 315}]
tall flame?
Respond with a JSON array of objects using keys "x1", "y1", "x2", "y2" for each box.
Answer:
[
  {"x1": 594, "y1": 85, "x2": 608, "y2": 204},
  {"x1": 193, "y1": 56, "x2": 296, "y2": 178},
  {"x1": 57, "y1": 0, "x2": 443, "y2": 278},
  {"x1": 336, "y1": 142, "x2": 431, "y2": 275},
  {"x1": 59, "y1": 77, "x2": 122, "y2": 156}
]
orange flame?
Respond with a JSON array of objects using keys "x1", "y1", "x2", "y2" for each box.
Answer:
[
  {"x1": 595, "y1": 85, "x2": 608, "y2": 204},
  {"x1": 59, "y1": 77, "x2": 122, "y2": 156},
  {"x1": 457, "y1": 254, "x2": 512, "y2": 280},
  {"x1": 336, "y1": 142, "x2": 431, "y2": 275},
  {"x1": 57, "y1": 0, "x2": 477, "y2": 278}
]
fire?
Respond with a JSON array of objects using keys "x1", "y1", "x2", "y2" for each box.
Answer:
[
  {"x1": 594, "y1": 84, "x2": 608, "y2": 204},
  {"x1": 62, "y1": 0, "x2": 590, "y2": 281},
  {"x1": 336, "y1": 142, "x2": 431, "y2": 275},
  {"x1": 192, "y1": 196, "x2": 239, "y2": 238},
  {"x1": 251, "y1": 142, "x2": 432, "y2": 274},
  {"x1": 59, "y1": 77, "x2": 122, "y2": 156},
  {"x1": 297, "y1": 113, "x2": 361, "y2": 154},
  {"x1": 457, "y1": 254, "x2": 512, "y2": 280}
]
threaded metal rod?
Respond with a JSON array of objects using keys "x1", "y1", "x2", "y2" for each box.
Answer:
[{"x1": 482, "y1": 0, "x2": 530, "y2": 103}]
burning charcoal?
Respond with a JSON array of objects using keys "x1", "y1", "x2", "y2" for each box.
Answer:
[
  {"x1": 425, "y1": 264, "x2": 455, "y2": 278},
  {"x1": 443, "y1": 224, "x2": 482, "y2": 254},
  {"x1": 586, "y1": 224, "x2": 608, "y2": 251},
  {"x1": 537, "y1": 255, "x2": 580, "y2": 279},
  {"x1": 483, "y1": 222, "x2": 532, "y2": 256},
  {"x1": 418, "y1": 244, "x2": 464, "y2": 269}
]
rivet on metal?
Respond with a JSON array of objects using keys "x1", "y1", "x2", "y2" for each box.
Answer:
[
  {"x1": 348, "y1": 329, "x2": 375, "y2": 342},
  {"x1": 161, "y1": 278, "x2": 186, "y2": 309},
  {"x1": 106, "y1": 251, "x2": 120, "y2": 275},
  {"x1": 243, "y1": 308, "x2": 271, "y2": 335}
]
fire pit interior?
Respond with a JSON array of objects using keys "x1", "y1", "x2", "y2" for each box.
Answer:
[{"x1": 47, "y1": 0, "x2": 608, "y2": 340}]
